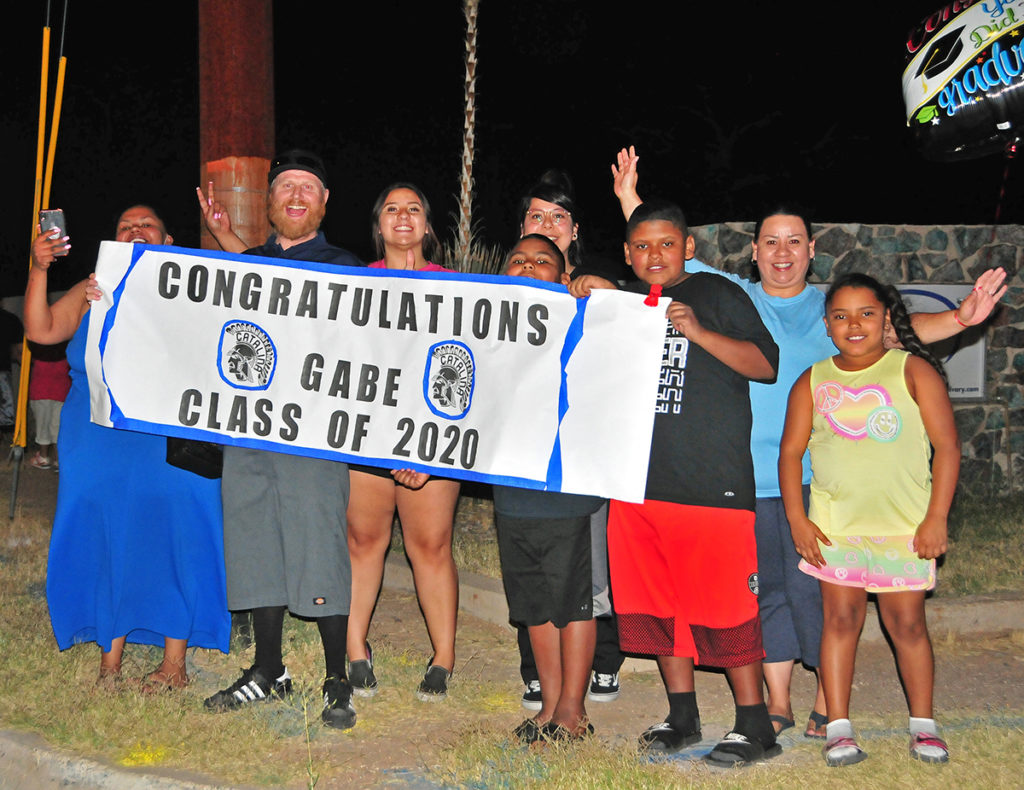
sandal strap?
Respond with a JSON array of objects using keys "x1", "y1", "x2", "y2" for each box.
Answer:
[
  {"x1": 912, "y1": 733, "x2": 948, "y2": 750},
  {"x1": 824, "y1": 735, "x2": 861, "y2": 752}
]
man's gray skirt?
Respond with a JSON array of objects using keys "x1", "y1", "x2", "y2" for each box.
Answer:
[{"x1": 222, "y1": 445, "x2": 351, "y2": 618}]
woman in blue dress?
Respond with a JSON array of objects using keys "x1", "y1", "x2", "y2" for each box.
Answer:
[{"x1": 25, "y1": 205, "x2": 230, "y2": 690}]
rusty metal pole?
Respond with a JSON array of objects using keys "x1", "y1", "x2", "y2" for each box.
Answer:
[{"x1": 198, "y1": 0, "x2": 274, "y2": 249}]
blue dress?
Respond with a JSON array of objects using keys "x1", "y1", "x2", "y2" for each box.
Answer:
[{"x1": 46, "y1": 316, "x2": 230, "y2": 652}]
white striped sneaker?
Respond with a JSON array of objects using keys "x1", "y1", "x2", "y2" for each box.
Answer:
[
  {"x1": 203, "y1": 664, "x2": 292, "y2": 711},
  {"x1": 588, "y1": 671, "x2": 620, "y2": 702},
  {"x1": 521, "y1": 679, "x2": 542, "y2": 710}
]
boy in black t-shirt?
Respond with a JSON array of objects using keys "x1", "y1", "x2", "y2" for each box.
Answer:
[{"x1": 570, "y1": 201, "x2": 780, "y2": 766}]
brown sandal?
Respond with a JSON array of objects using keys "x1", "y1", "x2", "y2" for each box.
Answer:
[
  {"x1": 806, "y1": 709, "x2": 828, "y2": 739},
  {"x1": 96, "y1": 665, "x2": 123, "y2": 691},
  {"x1": 140, "y1": 664, "x2": 189, "y2": 693}
]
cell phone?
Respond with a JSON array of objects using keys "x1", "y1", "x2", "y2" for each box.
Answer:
[{"x1": 39, "y1": 209, "x2": 68, "y2": 256}]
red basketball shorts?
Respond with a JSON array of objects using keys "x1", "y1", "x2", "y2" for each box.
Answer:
[{"x1": 608, "y1": 499, "x2": 763, "y2": 667}]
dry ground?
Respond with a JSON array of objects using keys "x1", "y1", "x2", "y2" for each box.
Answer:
[{"x1": 2, "y1": 451, "x2": 1023, "y2": 788}]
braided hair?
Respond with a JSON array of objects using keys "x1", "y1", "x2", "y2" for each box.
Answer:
[{"x1": 825, "y1": 273, "x2": 947, "y2": 383}]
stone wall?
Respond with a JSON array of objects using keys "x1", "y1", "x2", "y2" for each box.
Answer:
[{"x1": 690, "y1": 222, "x2": 1024, "y2": 496}]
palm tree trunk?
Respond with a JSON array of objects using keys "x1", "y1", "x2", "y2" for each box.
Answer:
[{"x1": 455, "y1": 0, "x2": 479, "y2": 268}]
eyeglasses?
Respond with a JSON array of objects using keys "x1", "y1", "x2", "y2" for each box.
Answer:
[{"x1": 524, "y1": 208, "x2": 572, "y2": 226}]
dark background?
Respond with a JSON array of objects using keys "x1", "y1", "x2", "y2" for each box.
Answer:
[{"x1": 3, "y1": 0, "x2": 1022, "y2": 296}]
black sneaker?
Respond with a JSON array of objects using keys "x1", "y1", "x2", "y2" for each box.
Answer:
[
  {"x1": 321, "y1": 676, "x2": 357, "y2": 730},
  {"x1": 588, "y1": 671, "x2": 620, "y2": 702},
  {"x1": 348, "y1": 642, "x2": 378, "y2": 698},
  {"x1": 203, "y1": 665, "x2": 292, "y2": 711},
  {"x1": 521, "y1": 679, "x2": 542, "y2": 711},
  {"x1": 415, "y1": 664, "x2": 450, "y2": 702}
]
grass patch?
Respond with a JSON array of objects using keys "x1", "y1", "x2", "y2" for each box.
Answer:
[
  {"x1": 0, "y1": 486, "x2": 522, "y2": 786},
  {"x1": 942, "y1": 494, "x2": 1024, "y2": 595},
  {"x1": 2, "y1": 466, "x2": 1022, "y2": 787},
  {"x1": 451, "y1": 495, "x2": 501, "y2": 579},
  {"x1": 430, "y1": 713, "x2": 1024, "y2": 789}
]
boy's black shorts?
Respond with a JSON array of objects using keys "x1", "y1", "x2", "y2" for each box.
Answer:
[{"x1": 496, "y1": 513, "x2": 593, "y2": 629}]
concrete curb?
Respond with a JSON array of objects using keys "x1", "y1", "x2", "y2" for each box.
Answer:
[
  {"x1": 4, "y1": 558, "x2": 1022, "y2": 788},
  {"x1": 0, "y1": 728, "x2": 235, "y2": 789}
]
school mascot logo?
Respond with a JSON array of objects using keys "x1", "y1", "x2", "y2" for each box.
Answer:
[
  {"x1": 423, "y1": 340, "x2": 474, "y2": 420},
  {"x1": 218, "y1": 321, "x2": 276, "y2": 390}
]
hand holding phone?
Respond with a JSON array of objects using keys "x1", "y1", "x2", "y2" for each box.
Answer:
[{"x1": 39, "y1": 209, "x2": 69, "y2": 256}]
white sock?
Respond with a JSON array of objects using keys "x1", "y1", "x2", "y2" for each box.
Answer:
[
  {"x1": 826, "y1": 718, "x2": 853, "y2": 740},
  {"x1": 909, "y1": 717, "x2": 938, "y2": 736}
]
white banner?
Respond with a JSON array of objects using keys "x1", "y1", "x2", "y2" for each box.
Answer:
[{"x1": 88, "y1": 241, "x2": 668, "y2": 502}]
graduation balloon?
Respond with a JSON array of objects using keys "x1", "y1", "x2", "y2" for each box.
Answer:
[{"x1": 903, "y1": 0, "x2": 1024, "y2": 161}]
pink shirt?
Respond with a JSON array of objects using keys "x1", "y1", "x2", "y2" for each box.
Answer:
[{"x1": 369, "y1": 260, "x2": 450, "y2": 272}]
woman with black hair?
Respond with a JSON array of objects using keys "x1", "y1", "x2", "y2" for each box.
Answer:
[{"x1": 25, "y1": 206, "x2": 229, "y2": 692}]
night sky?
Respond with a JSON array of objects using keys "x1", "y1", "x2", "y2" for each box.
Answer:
[{"x1": 4, "y1": 0, "x2": 1022, "y2": 297}]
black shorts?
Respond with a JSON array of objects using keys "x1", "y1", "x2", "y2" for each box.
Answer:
[
  {"x1": 496, "y1": 513, "x2": 593, "y2": 628},
  {"x1": 349, "y1": 463, "x2": 457, "y2": 484},
  {"x1": 348, "y1": 463, "x2": 394, "y2": 479}
]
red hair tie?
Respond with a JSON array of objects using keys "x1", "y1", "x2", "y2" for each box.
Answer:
[{"x1": 644, "y1": 284, "x2": 662, "y2": 306}]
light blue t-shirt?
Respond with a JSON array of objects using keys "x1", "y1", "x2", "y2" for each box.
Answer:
[{"x1": 685, "y1": 258, "x2": 836, "y2": 497}]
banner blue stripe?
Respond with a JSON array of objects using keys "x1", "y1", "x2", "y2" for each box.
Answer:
[
  {"x1": 116, "y1": 242, "x2": 569, "y2": 292},
  {"x1": 545, "y1": 294, "x2": 588, "y2": 491},
  {"x1": 98, "y1": 243, "x2": 148, "y2": 426},
  {"x1": 109, "y1": 414, "x2": 551, "y2": 490}
]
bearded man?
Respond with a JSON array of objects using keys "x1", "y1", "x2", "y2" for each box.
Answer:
[{"x1": 204, "y1": 150, "x2": 365, "y2": 731}]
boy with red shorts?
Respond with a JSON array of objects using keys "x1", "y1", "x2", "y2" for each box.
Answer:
[{"x1": 571, "y1": 200, "x2": 780, "y2": 766}]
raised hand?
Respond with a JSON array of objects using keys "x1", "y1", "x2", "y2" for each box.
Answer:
[
  {"x1": 196, "y1": 181, "x2": 233, "y2": 236},
  {"x1": 611, "y1": 146, "x2": 642, "y2": 219},
  {"x1": 958, "y1": 267, "x2": 1007, "y2": 326}
]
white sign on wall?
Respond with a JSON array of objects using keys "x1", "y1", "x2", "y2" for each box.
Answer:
[{"x1": 898, "y1": 284, "x2": 986, "y2": 400}]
